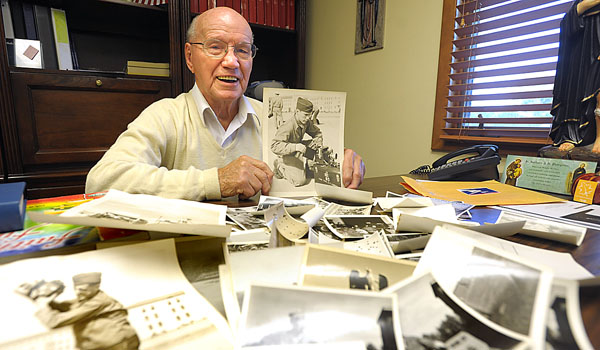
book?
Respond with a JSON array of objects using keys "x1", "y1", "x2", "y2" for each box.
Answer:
[
  {"x1": 33, "y1": 4, "x2": 58, "y2": 70},
  {"x1": 1, "y1": 0, "x2": 14, "y2": 38},
  {"x1": 279, "y1": 0, "x2": 286, "y2": 29},
  {"x1": 264, "y1": 0, "x2": 272, "y2": 26},
  {"x1": 256, "y1": 0, "x2": 264, "y2": 24},
  {"x1": 248, "y1": 0, "x2": 256, "y2": 23},
  {"x1": 200, "y1": 0, "x2": 208, "y2": 12},
  {"x1": 50, "y1": 8, "x2": 73, "y2": 70},
  {"x1": 272, "y1": 0, "x2": 278, "y2": 27},
  {"x1": 287, "y1": 0, "x2": 294, "y2": 30},
  {"x1": 0, "y1": 182, "x2": 26, "y2": 233},
  {"x1": 126, "y1": 60, "x2": 170, "y2": 77},
  {"x1": 190, "y1": 0, "x2": 199, "y2": 13}
]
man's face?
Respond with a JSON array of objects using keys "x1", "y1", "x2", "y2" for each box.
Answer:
[
  {"x1": 74, "y1": 283, "x2": 100, "y2": 301},
  {"x1": 185, "y1": 10, "x2": 253, "y2": 108},
  {"x1": 295, "y1": 110, "x2": 312, "y2": 124}
]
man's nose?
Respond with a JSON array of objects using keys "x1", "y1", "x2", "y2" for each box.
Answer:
[{"x1": 222, "y1": 48, "x2": 240, "y2": 67}]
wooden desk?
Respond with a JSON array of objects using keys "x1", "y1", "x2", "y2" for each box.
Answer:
[{"x1": 361, "y1": 175, "x2": 600, "y2": 347}]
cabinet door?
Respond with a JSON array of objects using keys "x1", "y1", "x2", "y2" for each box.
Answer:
[{"x1": 11, "y1": 71, "x2": 171, "y2": 167}]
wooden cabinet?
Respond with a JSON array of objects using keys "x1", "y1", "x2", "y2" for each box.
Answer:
[{"x1": 0, "y1": 0, "x2": 306, "y2": 198}]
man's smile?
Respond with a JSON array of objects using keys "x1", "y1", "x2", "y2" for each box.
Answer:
[{"x1": 217, "y1": 76, "x2": 239, "y2": 83}]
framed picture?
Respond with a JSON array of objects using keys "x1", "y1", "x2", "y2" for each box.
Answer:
[{"x1": 355, "y1": 0, "x2": 386, "y2": 54}]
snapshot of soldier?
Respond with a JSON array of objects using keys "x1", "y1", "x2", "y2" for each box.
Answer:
[{"x1": 270, "y1": 96, "x2": 341, "y2": 187}]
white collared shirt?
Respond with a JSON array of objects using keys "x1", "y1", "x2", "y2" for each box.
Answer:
[{"x1": 191, "y1": 83, "x2": 256, "y2": 147}]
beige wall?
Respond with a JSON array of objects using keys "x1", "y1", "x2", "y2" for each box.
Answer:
[{"x1": 305, "y1": 0, "x2": 447, "y2": 178}]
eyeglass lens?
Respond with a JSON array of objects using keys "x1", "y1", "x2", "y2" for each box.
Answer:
[{"x1": 203, "y1": 39, "x2": 256, "y2": 59}]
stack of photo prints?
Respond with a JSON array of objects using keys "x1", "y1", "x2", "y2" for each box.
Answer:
[{"x1": 0, "y1": 89, "x2": 598, "y2": 350}]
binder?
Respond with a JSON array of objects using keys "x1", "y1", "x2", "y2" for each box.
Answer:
[
  {"x1": 232, "y1": 0, "x2": 241, "y2": 13},
  {"x1": 33, "y1": 5, "x2": 58, "y2": 70},
  {"x1": 50, "y1": 8, "x2": 73, "y2": 70},
  {"x1": 1, "y1": 0, "x2": 14, "y2": 38},
  {"x1": 190, "y1": 0, "x2": 199, "y2": 14},
  {"x1": 21, "y1": 1, "x2": 37, "y2": 39},
  {"x1": 272, "y1": 0, "x2": 278, "y2": 28},
  {"x1": 199, "y1": 0, "x2": 208, "y2": 12},
  {"x1": 208, "y1": 0, "x2": 217, "y2": 9},
  {"x1": 257, "y1": 0, "x2": 264, "y2": 25},
  {"x1": 248, "y1": 0, "x2": 256, "y2": 23},
  {"x1": 287, "y1": 0, "x2": 294, "y2": 30},
  {"x1": 279, "y1": 0, "x2": 286, "y2": 29},
  {"x1": 265, "y1": 0, "x2": 272, "y2": 26},
  {"x1": 240, "y1": 0, "x2": 248, "y2": 19}
]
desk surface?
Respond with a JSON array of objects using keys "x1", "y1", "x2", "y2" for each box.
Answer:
[{"x1": 361, "y1": 175, "x2": 600, "y2": 348}]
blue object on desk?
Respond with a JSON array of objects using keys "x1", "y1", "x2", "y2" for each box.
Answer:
[
  {"x1": 465, "y1": 207, "x2": 502, "y2": 225},
  {"x1": 0, "y1": 182, "x2": 27, "y2": 233}
]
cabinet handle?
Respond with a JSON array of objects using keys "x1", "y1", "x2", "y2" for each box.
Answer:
[{"x1": 95, "y1": 79, "x2": 103, "y2": 87}]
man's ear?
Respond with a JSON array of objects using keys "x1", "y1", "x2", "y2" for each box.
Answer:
[{"x1": 184, "y1": 43, "x2": 194, "y2": 74}]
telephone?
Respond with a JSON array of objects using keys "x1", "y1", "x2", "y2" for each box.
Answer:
[{"x1": 410, "y1": 144, "x2": 501, "y2": 181}]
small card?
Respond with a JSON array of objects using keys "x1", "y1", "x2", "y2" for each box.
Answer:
[
  {"x1": 573, "y1": 179, "x2": 598, "y2": 204},
  {"x1": 501, "y1": 155, "x2": 597, "y2": 195}
]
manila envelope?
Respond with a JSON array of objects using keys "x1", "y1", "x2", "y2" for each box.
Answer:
[{"x1": 401, "y1": 177, "x2": 566, "y2": 206}]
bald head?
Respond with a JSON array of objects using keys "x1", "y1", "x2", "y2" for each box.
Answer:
[{"x1": 187, "y1": 7, "x2": 253, "y2": 43}]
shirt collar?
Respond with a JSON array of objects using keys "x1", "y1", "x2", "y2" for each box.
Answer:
[{"x1": 190, "y1": 83, "x2": 259, "y2": 146}]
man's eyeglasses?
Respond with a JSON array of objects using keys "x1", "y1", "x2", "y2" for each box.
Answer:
[{"x1": 190, "y1": 38, "x2": 257, "y2": 60}]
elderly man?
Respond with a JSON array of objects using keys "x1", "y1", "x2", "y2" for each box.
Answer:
[{"x1": 86, "y1": 7, "x2": 364, "y2": 201}]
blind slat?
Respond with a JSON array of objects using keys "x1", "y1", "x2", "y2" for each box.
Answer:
[
  {"x1": 452, "y1": 33, "x2": 559, "y2": 60},
  {"x1": 453, "y1": 18, "x2": 561, "y2": 49},
  {"x1": 448, "y1": 76, "x2": 555, "y2": 92},
  {"x1": 455, "y1": 1, "x2": 570, "y2": 37},
  {"x1": 449, "y1": 62, "x2": 557, "y2": 82},
  {"x1": 451, "y1": 47, "x2": 558, "y2": 71},
  {"x1": 447, "y1": 90, "x2": 552, "y2": 103},
  {"x1": 457, "y1": 0, "x2": 505, "y2": 15},
  {"x1": 444, "y1": 117, "x2": 553, "y2": 124},
  {"x1": 446, "y1": 104, "x2": 551, "y2": 113},
  {"x1": 456, "y1": 0, "x2": 561, "y2": 26},
  {"x1": 440, "y1": 134, "x2": 551, "y2": 145}
]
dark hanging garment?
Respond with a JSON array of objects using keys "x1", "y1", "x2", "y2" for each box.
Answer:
[{"x1": 550, "y1": 0, "x2": 600, "y2": 147}]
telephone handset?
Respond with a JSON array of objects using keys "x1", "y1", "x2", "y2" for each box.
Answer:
[{"x1": 410, "y1": 144, "x2": 501, "y2": 181}]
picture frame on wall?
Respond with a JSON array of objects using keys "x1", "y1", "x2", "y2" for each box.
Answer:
[{"x1": 355, "y1": 0, "x2": 385, "y2": 54}]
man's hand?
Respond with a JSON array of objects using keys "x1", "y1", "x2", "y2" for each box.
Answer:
[
  {"x1": 218, "y1": 156, "x2": 274, "y2": 199},
  {"x1": 295, "y1": 143, "x2": 307, "y2": 154},
  {"x1": 342, "y1": 148, "x2": 365, "y2": 189}
]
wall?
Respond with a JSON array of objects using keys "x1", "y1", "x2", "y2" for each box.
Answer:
[{"x1": 305, "y1": 0, "x2": 447, "y2": 178}]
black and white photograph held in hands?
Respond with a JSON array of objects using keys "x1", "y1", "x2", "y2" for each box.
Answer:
[{"x1": 263, "y1": 88, "x2": 346, "y2": 197}]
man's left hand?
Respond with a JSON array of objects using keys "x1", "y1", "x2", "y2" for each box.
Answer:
[{"x1": 342, "y1": 148, "x2": 365, "y2": 189}]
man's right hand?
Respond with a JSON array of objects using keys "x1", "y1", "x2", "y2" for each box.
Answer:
[{"x1": 218, "y1": 156, "x2": 274, "y2": 199}]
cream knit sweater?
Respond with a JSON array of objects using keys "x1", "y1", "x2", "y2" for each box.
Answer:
[{"x1": 85, "y1": 91, "x2": 263, "y2": 201}]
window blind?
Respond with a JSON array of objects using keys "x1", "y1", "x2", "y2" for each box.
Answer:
[{"x1": 433, "y1": 0, "x2": 573, "y2": 150}]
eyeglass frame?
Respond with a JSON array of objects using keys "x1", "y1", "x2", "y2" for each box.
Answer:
[{"x1": 189, "y1": 39, "x2": 258, "y2": 60}]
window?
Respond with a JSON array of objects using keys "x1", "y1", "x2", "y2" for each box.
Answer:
[{"x1": 432, "y1": 0, "x2": 573, "y2": 154}]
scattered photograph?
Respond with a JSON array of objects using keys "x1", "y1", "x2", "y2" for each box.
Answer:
[
  {"x1": 324, "y1": 203, "x2": 373, "y2": 216},
  {"x1": 545, "y1": 282, "x2": 579, "y2": 350},
  {"x1": 387, "y1": 272, "x2": 522, "y2": 350},
  {"x1": 239, "y1": 283, "x2": 398, "y2": 349},
  {"x1": 263, "y1": 88, "x2": 346, "y2": 197},
  {"x1": 257, "y1": 195, "x2": 316, "y2": 215},
  {"x1": 174, "y1": 237, "x2": 227, "y2": 317},
  {"x1": 225, "y1": 241, "x2": 270, "y2": 254},
  {"x1": 452, "y1": 247, "x2": 542, "y2": 336},
  {"x1": 299, "y1": 244, "x2": 415, "y2": 291},
  {"x1": 0, "y1": 240, "x2": 233, "y2": 349},
  {"x1": 227, "y1": 206, "x2": 267, "y2": 231},
  {"x1": 323, "y1": 215, "x2": 395, "y2": 240}
]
